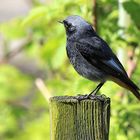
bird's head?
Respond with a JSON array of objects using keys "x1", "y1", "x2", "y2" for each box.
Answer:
[{"x1": 59, "y1": 15, "x2": 95, "y2": 39}]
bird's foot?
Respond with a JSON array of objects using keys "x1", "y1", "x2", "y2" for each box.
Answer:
[
  {"x1": 88, "y1": 94, "x2": 105, "y2": 101},
  {"x1": 75, "y1": 94, "x2": 105, "y2": 102},
  {"x1": 74, "y1": 94, "x2": 90, "y2": 101}
]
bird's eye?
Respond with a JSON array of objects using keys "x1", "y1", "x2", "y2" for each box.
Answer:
[
  {"x1": 63, "y1": 21, "x2": 72, "y2": 28},
  {"x1": 63, "y1": 21, "x2": 76, "y2": 33}
]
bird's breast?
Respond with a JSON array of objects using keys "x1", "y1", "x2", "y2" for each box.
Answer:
[{"x1": 66, "y1": 42, "x2": 106, "y2": 82}]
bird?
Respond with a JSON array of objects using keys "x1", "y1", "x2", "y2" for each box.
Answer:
[{"x1": 59, "y1": 15, "x2": 140, "y2": 101}]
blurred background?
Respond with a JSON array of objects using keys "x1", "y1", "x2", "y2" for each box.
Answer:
[{"x1": 0, "y1": 0, "x2": 140, "y2": 140}]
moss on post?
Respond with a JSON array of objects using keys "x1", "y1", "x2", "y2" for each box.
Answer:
[{"x1": 50, "y1": 95, "x2": 110, "y2": 140}]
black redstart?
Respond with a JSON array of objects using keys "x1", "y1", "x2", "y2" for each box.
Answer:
[{"x1": 59, "y1": 15, "x2": 140, "y2": 100}]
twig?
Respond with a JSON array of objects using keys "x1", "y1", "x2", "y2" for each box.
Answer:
[
  {"x1": 92, "y1": 0, "x2": 97, "y2": 31},
  {"x1": 127, "y1": 49, "x2": 137, "y2": 78},
  {"x1": 5, "y1": 38, "x2": 30, "y2": 59},
  {"x1": 35, "y1": 78, "x2": 52, "y2": 102}
]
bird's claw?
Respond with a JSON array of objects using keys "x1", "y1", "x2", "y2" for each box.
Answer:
[
  {"x1": 74, "y1": 94, "x2": 90, "y2": 101},
  {"x1": 75, "y1": 94, "x2": 104, "y2": 102}
]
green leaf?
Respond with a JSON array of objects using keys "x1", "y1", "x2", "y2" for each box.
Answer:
[
  {"x1": 21, "y1": 6, "x2": 48, "y2": 26},
  {"x1": 52, "y1": 45, "x2": 66, "y2": 69},
  {"x1": 123, "y1": 1, "x2": 140, "y2": 28}
]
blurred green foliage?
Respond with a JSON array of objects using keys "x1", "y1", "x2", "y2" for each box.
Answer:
[{"x1": 0, "y1": 0, "x2": 140, "y2": 140}]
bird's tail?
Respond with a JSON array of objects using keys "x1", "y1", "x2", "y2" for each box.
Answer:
[
  {"x1": 113, "y1": 76, "x2": 140, "y2": 100},
  {"x1": 124, "y1": 78, "x2": 140, "y2": 100}
]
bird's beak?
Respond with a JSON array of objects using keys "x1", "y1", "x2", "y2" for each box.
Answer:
[{"x1": 58, "y1": 20, "x2": 64, "y2": 24}]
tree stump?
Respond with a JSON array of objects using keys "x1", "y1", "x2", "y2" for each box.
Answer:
[{"x1": 50, "y1": 95, "x2": 110, "y2": 140}]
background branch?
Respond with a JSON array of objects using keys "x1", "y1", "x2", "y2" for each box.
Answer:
[
  {"x1": 35, "y1": 78, "x2": 52, "y2": 102},
  {"x1": 92, "y1": 0, "x2": 97, "y2": 31}
]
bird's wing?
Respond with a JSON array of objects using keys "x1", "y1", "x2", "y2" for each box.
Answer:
[{"x1": 76, "y1": 36, "x2": 128, "y2": 78}]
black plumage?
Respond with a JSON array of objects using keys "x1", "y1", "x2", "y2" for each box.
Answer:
[{"x1": 60, "y1": 15, "x2": 140, "y2": 100}]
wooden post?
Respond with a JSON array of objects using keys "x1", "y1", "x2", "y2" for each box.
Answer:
[{"x1": 50, "y1": 95, "x2": 110, "y2": 140}]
